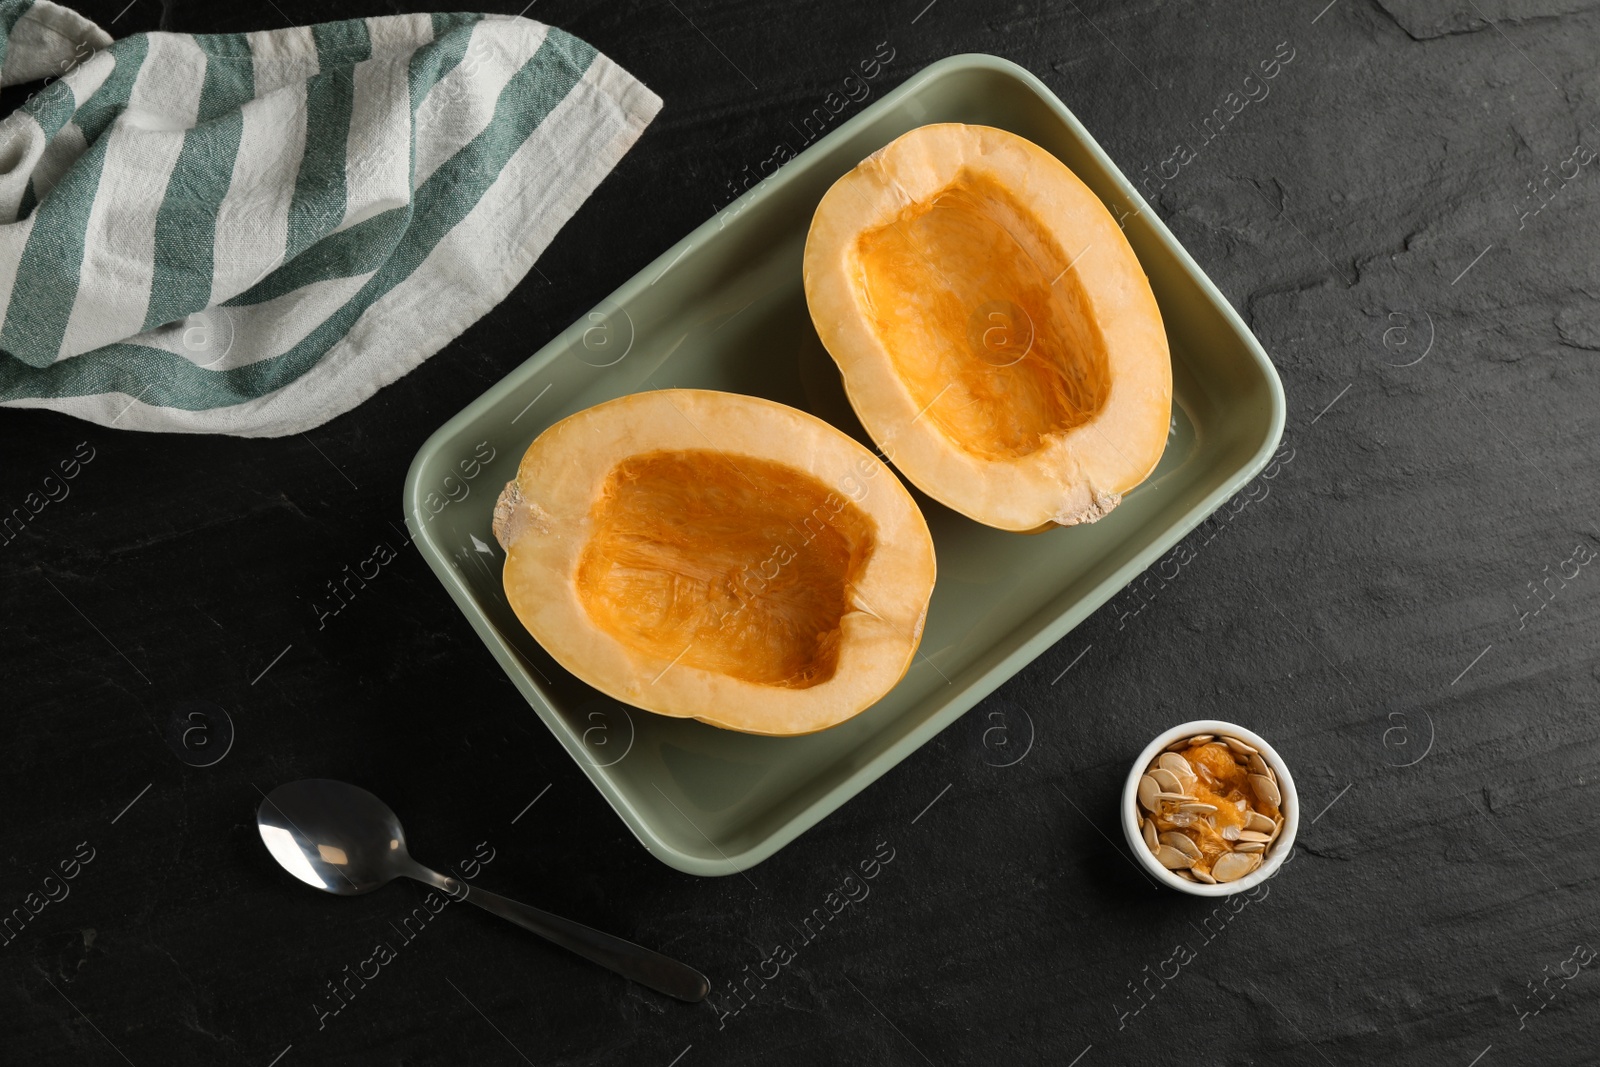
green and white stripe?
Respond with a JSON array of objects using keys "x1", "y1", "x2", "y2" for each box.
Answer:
[{"x1": 0, "y1": 1, "x2": 660, "y2": 435}]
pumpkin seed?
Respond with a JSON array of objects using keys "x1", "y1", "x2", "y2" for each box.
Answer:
[
  {"x1": 1221, "y1": 825, "x2": 1241, "y2": 842},
  {"x1": 1138, "y1": 775, "x2": 1160, "y2": 812},
  {"x1": 1155, "y1": 791, "x2": 1193, "y2": 803},
  {"x1": 1212, "y1": 852, "x2": 1255, "y2": 882},
  {"x1": 1222, "y1": 735, "x2": 1258, "y2": 756},
  {"x1": 1143, "y1": 820, "x2": 1159, "y2": 852},
  {"x1": 1249, "y1": 773, "x2": 1281, "y2": 808},
  {"x1": 1155, "y1": 845, "x2": 1195, "y2": 870},
  {"x1": 1190, "y1": 867, "x2": 1218, "y2": 884},
  {"x1": 1160, "y1": 832, "x2": 1202, "y2": 860},
  {"x1": 1246, "y1": 811, "x2": 1276, "y2": 835},
  {"x1": 1189, "y1": 734, "x2": 1215, "y2": 744},
  {"x1": 1177, "y1": 802, "x2": 1218, "y2": 814},
  {"x1": 1248, "y1": 753, "x2": 1273, "y2": 780},
  {"x1": 1233, "y1": 841, "x2": 1266, "y2": 853},
  {"x1": 1150, "y1": 767, "x2": 1183, "y2": 794},
  {"x1": 1237, "y1": 830, "x2": 1272, "y2": 844},
  {"x1": 1174, "y1": 869, "x2": 1197, "y2": 881},
  {"x1": 1157, "y1": 752, "x2": 1191, "y2": 777}
]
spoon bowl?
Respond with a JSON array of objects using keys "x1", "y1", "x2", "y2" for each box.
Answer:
[
  {"x1": 259, "y1": 779, "x2": 412, "y2": 896},
  {"x1": 257, "y1": 779, "x2": 708, "y2": 1002}
]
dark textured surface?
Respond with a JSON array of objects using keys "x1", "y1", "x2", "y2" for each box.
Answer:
[{"x1": 3, "y1": 1, "x2": 1598, "y2": 1064}]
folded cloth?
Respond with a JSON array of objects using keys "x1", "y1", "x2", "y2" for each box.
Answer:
[{"x1": 0, "y1": 1, "x2": 660, "y2": 435}]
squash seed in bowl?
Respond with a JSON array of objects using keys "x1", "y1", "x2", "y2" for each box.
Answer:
[{"x1": 1134, "y1": 735, "x2": 1285, "y2": 884}]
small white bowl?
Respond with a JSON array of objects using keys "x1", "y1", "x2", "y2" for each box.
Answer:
[{"x1": 1121, "y1": 720, "x2": 1298, "y2": 896}]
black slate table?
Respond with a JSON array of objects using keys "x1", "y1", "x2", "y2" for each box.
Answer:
[{"x1": 4, "y1": 1, "x2": 1597, "y2": 1064}]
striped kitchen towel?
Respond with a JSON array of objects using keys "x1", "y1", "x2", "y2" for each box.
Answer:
[{"x1": 0, "y1": 1, "x2": 660, "y2": 436}]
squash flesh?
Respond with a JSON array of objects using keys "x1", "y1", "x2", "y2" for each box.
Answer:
[
  {"x1": 855, "y1": 172, "x2": 1111, "y2": 461},
  {"x1": 804, "y1": 124, "x2": 1172, "y2": 531},
  {"x1": 574, "y1": 450, "x2": 877, "y2": 690},
  {"x1": 494, "y1": 388, "x2": 936, "y2": 736}
]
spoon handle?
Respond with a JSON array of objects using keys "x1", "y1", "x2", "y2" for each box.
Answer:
[{"x1": 424, "y1": 874, "x2": 709, "y2": 1002}]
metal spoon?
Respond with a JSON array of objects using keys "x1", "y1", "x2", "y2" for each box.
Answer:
[{"x1": 257, "y1": 779, "x2": 708, "y2": 1003}]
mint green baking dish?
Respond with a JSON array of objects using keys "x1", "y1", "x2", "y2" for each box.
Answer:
[{"x1": 403, "y1": 54, "x2": 1285, "y2": 876}]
